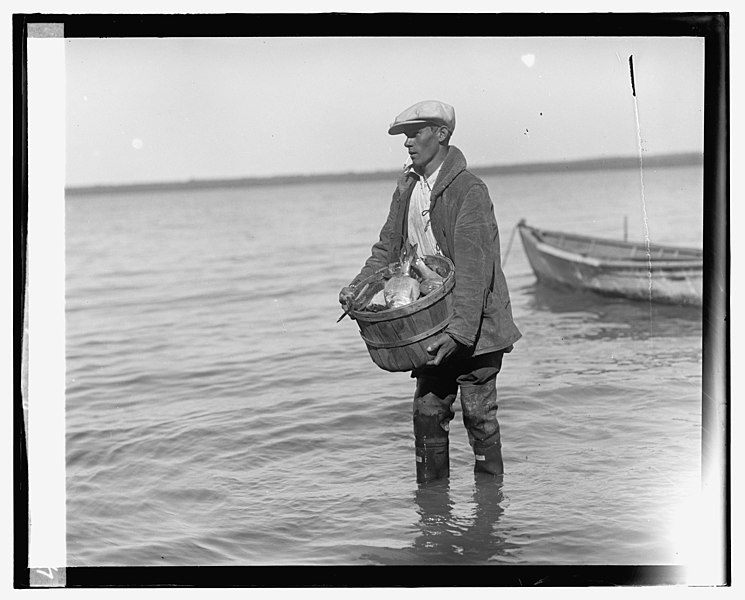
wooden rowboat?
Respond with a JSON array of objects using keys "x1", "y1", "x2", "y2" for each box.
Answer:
[{"x1": 517, "y1": 220, "x2": 702, "y2": 306}]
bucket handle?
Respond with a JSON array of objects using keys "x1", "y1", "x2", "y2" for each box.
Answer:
[{"x1": 359, "y1": 316, "x2": 452, "y2": 349}]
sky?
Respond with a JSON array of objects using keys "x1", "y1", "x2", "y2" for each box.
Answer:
[{"x1": 65, "y1": 35, "x2": 705, "y2": 187}]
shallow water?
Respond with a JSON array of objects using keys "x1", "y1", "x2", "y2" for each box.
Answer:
[{"x1": 65, "y1": 164, "x2": 703, "y2": 566}]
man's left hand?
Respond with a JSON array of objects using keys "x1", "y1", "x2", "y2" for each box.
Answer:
[{"x1": 425, "y1": 334, "x2": 462, "y2": 366}]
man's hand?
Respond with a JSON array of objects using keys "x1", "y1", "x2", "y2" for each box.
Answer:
[
  {"x1": 425, "y1": 334, "x2": 462, "y2": 366},
  {"x1": 339, "y1": 286, "x2": 355, "y2": 307}
]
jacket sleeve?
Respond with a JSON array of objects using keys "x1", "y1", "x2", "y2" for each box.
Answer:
[
  {"x1": 348, "y1": 190, "x2": 400, "y2": 289},
  {"x1": 445, "y1": 183, "x2": 495, "y2": 348}
]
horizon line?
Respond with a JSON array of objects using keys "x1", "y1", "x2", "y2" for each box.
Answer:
[{"x1": 66, "y1": 151, "x2": 703, "y2": 195}]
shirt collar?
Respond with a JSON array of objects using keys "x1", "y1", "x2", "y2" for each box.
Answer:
[
  {"x1": 405, "y1": 162, "x2": 442, "y2": 188},
  {"x1": 417, "y1": 163, "x2": 441, "y2": 192},
  {"x1": 426, "y1": 164, "x2": 442, "y2": 186}
]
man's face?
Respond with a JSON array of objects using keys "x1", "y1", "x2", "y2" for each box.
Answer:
[{"x1": 402, "y1": 124, "x2": 444, "y2": 174}]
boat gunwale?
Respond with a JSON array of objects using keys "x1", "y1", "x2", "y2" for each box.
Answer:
[
  {"x1": 518, "y1": 223, "x2": 702, "y2": 271},
  {"x1": 532, "y1": 239, "x2": 703, "y2": 271}
]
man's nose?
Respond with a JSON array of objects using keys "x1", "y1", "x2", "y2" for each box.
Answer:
[{"x1": 404, "y1": 136, "x2": 414, "y2": 147}]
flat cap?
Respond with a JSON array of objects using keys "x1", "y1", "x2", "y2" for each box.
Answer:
[{"x1": 388, "y1": 100, "x2": 456, "y2": 135}]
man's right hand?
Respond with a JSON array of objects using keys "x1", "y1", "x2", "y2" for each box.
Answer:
[{"x1": 339, "y1": 286, "x2": 355, "y2": 307}]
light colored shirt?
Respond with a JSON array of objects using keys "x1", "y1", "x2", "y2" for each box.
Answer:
[{"x1": 407, "y1": 165, "x2": 442, "y2": 257}]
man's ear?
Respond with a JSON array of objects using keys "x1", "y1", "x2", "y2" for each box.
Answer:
[{"x1": 436, "y1": 126, "x2": 449, "y2": 143}]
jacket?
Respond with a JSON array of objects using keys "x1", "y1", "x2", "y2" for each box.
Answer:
[{"x1": 350, "y1": 146, "x2": 522, "y2": 356}]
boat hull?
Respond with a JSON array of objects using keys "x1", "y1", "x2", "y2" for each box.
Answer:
[{"x1": 518, "y1": 224, "x2": 702, "y2": 306}]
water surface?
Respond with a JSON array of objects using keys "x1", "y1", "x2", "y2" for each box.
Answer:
[{"x1": 66, "y1": 164, "x2": 703, "y2": 566}]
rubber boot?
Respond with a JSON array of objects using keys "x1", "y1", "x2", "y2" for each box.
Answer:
[
  {"x1": 473, "y1": 440, "x2": 504, "y2": 476},
  {"x1": 414, "y1": 414, "x2": 450, "y2": 483},
  {"x1": 459, "y1": 378, "x2": 503, "y2": 477}
]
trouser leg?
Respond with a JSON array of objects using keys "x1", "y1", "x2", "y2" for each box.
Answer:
[
  {"x1": 413, "y1": 375, "x2": 457, "y2": 483},
  {"x1": 458, "y1": 353, "x2": 504, "y2": 476}
]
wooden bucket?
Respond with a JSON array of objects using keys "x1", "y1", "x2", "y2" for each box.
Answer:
[{"x1": 350, "y1": 255, "x2": 455, "y2": 372}]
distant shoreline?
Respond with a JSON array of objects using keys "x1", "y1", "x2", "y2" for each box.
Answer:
[{"x1": 65, "y1": 152, "x2": 702, "y2": 196}]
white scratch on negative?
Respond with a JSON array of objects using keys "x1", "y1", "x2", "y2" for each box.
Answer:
[
  {"x1": 273, "y1": 298, "x2": 288, "y2": 334},
  {"x1": 630, "y1": 73, "x2": 654, "y2": 333}
]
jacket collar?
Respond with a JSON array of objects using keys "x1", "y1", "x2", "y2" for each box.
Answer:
[{"x1": 431, "y1": 146, "x2": 466, "y2": 198}]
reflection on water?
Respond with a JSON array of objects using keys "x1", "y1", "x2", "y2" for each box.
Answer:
[
  {"x1": 362, "y1": 475, "x2": 520, "y2": 565},
  {"x1": 523, "y1": 282, "x2": 702, "y2": 341},
  {"x1": 412, "y1": 475, "x2": 514, "y2": 564}
]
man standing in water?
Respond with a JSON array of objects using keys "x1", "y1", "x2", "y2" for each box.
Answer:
[{"x1": 340, "y1": 100, "x2": 521, "y2": 483}]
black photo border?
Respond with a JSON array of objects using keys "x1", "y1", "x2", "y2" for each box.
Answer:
[{"x1": 13, "y1": 11, "x2": 729, "y2": 589}]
